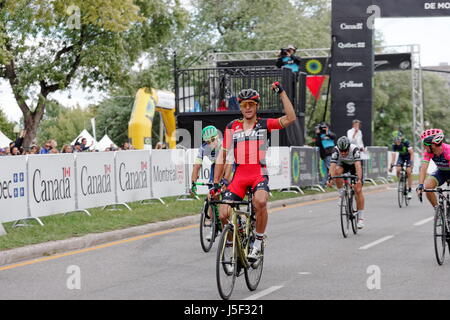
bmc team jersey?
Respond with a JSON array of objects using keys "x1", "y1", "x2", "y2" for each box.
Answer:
[{"x1": 222, "y1": 118, "x2": 284, "y2": 199}]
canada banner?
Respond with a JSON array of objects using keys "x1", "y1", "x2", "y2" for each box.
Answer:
[
  {"x1": 28, "y1": 154, "x2": 76, "y2": 218},
  {"x1": 75, "y1": 152, "x2": 116, "y2": 209}
]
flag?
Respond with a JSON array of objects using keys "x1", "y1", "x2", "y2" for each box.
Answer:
[
  {"x1": 306, "y1": 76, "x2": 326, "y2": 100},
  {"x1": 90, "y1": 118, "x2": 96, "y2": 141}
]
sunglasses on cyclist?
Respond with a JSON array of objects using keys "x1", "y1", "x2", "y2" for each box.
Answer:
[
  {"x1": 239, "y1": 100, "x2": 258, "y2": 108},
  {"x1": 205, "y1": 136, "x2": 217, "y2": 144}
]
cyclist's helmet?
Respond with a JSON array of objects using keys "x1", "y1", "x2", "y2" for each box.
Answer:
[
  {"x1": 337, "y1": 136, "x2": 350, "y2": 151},
  {"x1": 421, "y1": 128, "x2": 444, "y2": 146},
  {"x1": 237, "y1": 89, "x2": 260, "y2": 103},
  {"x1": 202, "y1": 125, "x2": 218, "y2": 141}
]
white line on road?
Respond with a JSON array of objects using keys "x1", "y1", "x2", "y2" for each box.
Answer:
[
  {"x1": 359, "y1": 235, "x2": 395, "y2": 250},
  {"x1": 244, "y1": 286, "x2": 283, "y2": 300},
  {"x1": 414, "y1": 216, "x2": 434, "y2": 226}
]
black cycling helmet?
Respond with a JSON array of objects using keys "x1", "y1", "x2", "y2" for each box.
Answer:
[
  {"x1": 337, "y1": 136, "x2": 350, "y2": 151},
  {"x1": 237, "y1": 89, "x2": 260, "y2": 103}
]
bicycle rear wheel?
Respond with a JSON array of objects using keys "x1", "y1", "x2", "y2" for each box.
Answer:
[
  {"x1": 340, "y1": 193, "x2": 350, "y2": 238},
  {"x1": 216, "y1": 224, "x2": 237, "y2": 300},
  {"x1": 199, "y1": 200, "x2": 215, "y2": 253},
  {"x1": 434, "y1": 206, "x2": 446, "y2": 265},
  {"x1": 244, "y1": 224, "x2": 264, "y2": 291},
  {"x1": 404, "y1": 180, "x2": 410, "y2": 207}
]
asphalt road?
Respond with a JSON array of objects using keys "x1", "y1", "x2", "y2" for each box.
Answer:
[{"x1": 0, "y1": 187, "x2": 448, "y2": 300}]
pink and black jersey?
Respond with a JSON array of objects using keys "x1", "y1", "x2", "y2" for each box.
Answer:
[{"x1": 422, "y1": 143, "x2": 450, "y2": 171}]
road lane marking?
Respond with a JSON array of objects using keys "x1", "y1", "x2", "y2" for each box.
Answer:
[
  {"x1": 414, "y1": 216, "x2": 434, "y2": 226},
  {"x1": 359, "y1": 235, "x2": 395, "y2": 250},
  {"x1": 244, "y1": 285, "x2": 283, "y2": 300},
  {"x1": 0, "y1": 187, "x2": 391, "y2": 272},
  {"x1": 298, "y1": 272, "x2": 311, "y2": 275},
  {"x1": 0, "y1": 224, "x2": 197, "y2": 272}
]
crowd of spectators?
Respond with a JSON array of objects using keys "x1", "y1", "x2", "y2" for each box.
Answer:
[{"x1": 0, "y1": 130, "x2": 136, "y2": 156}]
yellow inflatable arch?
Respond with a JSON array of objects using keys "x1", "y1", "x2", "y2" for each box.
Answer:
[{"x1": 128, "y1": 88, "x2": 176, "y2": 149}]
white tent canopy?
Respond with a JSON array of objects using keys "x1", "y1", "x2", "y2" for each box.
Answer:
[
  {"x1": 0, "y1": 131, "x2": 12, "y2": 148},
  {"x1": 71, "y1": 129, "x2": 97, "y2": 150},
  {"x1": 95, "y1": 134, "x2": 118, "y2": 151}
]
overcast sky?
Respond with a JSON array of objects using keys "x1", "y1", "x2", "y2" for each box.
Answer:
[{"x1": 1, "y1": 16, "x2": 449, "y2": 124}]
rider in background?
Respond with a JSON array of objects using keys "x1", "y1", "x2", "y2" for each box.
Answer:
[
  {"x1": 389, "y1": 131, "x2": 414, "y2": 199},
  {"x1": 328, "y1": 136, "x2": 365, "y2": 229},
  {"x1": 416, "y1": 129, "x2": 450, "y2": 210},
  {"x1": 191, "y1": 125, "x2": 232, "y2": 241}
]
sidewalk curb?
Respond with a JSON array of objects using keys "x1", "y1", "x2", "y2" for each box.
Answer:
[{"x1": 0, "y1": 182, "x2": 395, "y2": 267}]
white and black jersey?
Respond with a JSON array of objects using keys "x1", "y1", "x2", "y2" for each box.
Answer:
[{"x1": 330, "y1": 144, "x2": 361, "y2": 166}]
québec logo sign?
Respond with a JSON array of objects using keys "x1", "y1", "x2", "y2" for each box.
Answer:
[{"x1": 337, "y1": 42, "x2": 366, "y2": 49}]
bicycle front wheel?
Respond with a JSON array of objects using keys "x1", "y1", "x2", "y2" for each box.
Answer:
[
  {"x1": 245, "y1": 227, "x2": 264, "y2": 291},
  {"x1": 199, "y1": 200, "x2": 215, "y2": 252},
  {"x1": 340, "y1": 194, "x2": 350, "y2": 238},
  {"x1": 397, "y1": 179, "x2": 404, "y2": 208},
  {"x1": 434, "y1": 206, "x2": 446, "y2": 265},
  {"x1": 216, "y1": 224, "x2": 237, "y2": 300},
  {"x1": 350, "y1": 192, "x2": 358, "y2": 235}
]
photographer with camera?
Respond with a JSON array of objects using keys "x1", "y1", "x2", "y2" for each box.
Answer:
[
  {"x1": 276, "y1": 44, "x2": 301, "y2": 73},
  {"x1": 315, "y1": 122, "x2": 336, "y2": 187}
]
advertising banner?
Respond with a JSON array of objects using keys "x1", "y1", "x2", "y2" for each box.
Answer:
[
  {"x1": 151, "y1": 149, "x2": 186, "y2": 198},
  {"x1": 0, "y1": 156, "x2": 28, "y2": 223},
  {"x1": 290, "y1": 147, "x2": 318, "y2": 188},
  {"x1": 373, "y1": 0, "x2": 450, "y2": 17},
  {"x1": 75, "y1": 152, "x2": 116, "y2": 209},
  {"x1": 28, "y1": 154, "x2": 76, "y2": 217},
  {"x1": 366, "y1": 147, "x2": 388, "y2": 180},
  {"x1": 266, "y1": 147, "x2": 290, "y2": 190},
  {"x1": 115, "y1": 150, "x2": 151, "y2": 203}
]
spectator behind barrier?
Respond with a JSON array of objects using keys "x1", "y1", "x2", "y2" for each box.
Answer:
[{"x1": 314, "y1": 122, "x2": 336, "y2": 187}]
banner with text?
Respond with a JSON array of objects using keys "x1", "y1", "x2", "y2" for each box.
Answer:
[
  {"x1": 115, "y1": 150, "x2": 151, "y2": 203},
  {"x1": 28, "y1": 154, "x2": 76, "y2": 218},
  {"x1": 75, "y1": 152, "x2": 116, "y2": 209},
  {"x1": 266, "y1": 147, "x2": 291, "y2": 190},
  {"x1": 151, "y1": 149, "x2": 186, "y2": 198},
  {"x1": 0, "y1": 156, "x2": 28, "y2": 223}
]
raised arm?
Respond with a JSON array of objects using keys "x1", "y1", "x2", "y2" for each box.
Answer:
[{"x1": 271, "y1": 82, "x2": 296, "y2": 128}]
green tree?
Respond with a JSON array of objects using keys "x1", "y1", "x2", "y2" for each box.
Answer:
[
  {"x1": 0, "y1": 108, "x2": 15, "y2": 141},
  {"x1": 36, "y1": 102, "x2": 95, "y2": 147},
  {"x1": 0, "y1": 0, "x2": 186, "y2": 147}
]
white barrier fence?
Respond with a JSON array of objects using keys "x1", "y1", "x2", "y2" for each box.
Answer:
[{"x1": 0, "y1": 147, "x2": 392, "y2": 226}]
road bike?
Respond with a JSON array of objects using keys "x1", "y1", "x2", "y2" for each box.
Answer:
[
  {"x1": 210, "y1": 190, "x2": 263, "y2": 300},
  {"x1": 193, "y1": 182, "x2": 222, "y2": 253},
  {"x1": 331, "y1": 173, "x2": 359, "y2": 238},
  {"x1": 420, "y1": 180, "x2": 450, "y2": 265},
  {"x1": 395, "y1": 161, "x2": 410, "y2": 208}
]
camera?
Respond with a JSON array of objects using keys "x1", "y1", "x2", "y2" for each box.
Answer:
[{"x1": 280, "y1": 48, "x2": 288, "y2": 57}]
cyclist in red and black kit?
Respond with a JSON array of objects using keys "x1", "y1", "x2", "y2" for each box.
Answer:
[{"x1": 211, "y1": 82, "x2": 297, "y2": 262}]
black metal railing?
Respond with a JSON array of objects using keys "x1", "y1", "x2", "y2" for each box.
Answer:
[{"x1": 175, "y1": 66, "x2": 301, "y2": 114}]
